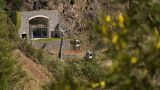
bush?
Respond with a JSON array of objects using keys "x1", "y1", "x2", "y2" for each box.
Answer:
[
  {"x1": 0, "y1": 40, "x2": 16, "y2": 89},
  {"x1": 19, "y1": 40, "x2": 53, "y2": 66},
  {"x1": 19, "y1": 40, "x2": 43, "y2": 63},
  {"x1": 12, "y1": 0, "x2": 23, "y2": 10},
  {"x1": 16, "y1": 11, "x2": 21, "y2": 28},
  {"x1": 0, "y1": 0, "x2": 5, "y2": 10},
  {"x1": 96, "y1": 0, "x2": 160, "y2": 89},
  {"x1": 49, "y1": 59, "x2": 107, "y2": 90},
  {"x1": 49, "y1": 0, "x2": 160, "y2": 89},
  {"x1": 0, "y1": 10, "x2": 18, "y2": 90}
]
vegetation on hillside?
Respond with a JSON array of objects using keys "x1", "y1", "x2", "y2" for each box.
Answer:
[
  {"x1": 0, "y1": 0, "x2": 160, "y2": 90},
  {"x1": 49, "y1": 0, "x2": 160, "y2": 89},
  {"x1": 0, "y1": 10, "x2": 19, "y2": 90},
  {"x1": 0, "y1": 0, "x2": 4, "y2": 10},
  {"x1": 95, "y1": 0, "x2": 160, "y2": 89}
]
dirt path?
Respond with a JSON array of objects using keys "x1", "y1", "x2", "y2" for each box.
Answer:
[{"x1": 12, "y1": 49, "x2": 53, "y2": 90}]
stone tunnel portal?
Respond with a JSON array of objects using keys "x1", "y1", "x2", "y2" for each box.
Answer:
[
  {"x1": 29, "y1": 16, "x2": 49, "y2": 39},
  {"x1": 19, "y1": 10, "x2": 61, "y2": 39}
]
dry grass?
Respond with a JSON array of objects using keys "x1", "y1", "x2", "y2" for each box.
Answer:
[{"x1": 11, "y1": 49, "x2": 54, "y2": 90}]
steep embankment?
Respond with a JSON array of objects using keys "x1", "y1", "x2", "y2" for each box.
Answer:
[{"x1": 12, "y1": 49, "x2": 53, "y2": 90}]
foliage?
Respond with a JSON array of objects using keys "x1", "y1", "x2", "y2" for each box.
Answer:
[
  {"x1": 48, "y1": 0, "x2": 160, "y2": 90},
  {"x1": 0, "y1": 0, "x2": 5, "y2": 10},
  {"x1": 96, "y1": 0, "x2": 160, "y2": 89},
  {"x1": 0, "y1": 11, "x2": 19, "y2": 49},
  {"x1": 16, "y1": 11, "x2": 21, "y2": 28},
  {"x1": 0, "y1": 10, "x2": 19, "y2": 90},
  {"x1": 7, "y1": 11, "x2": 21, "y2": 29},
  {"x1": 19, "y1": 40, "x2": 44, "y2": 63},
  {"x1": 19, "y1": 40, "x2": 53, "y2": 66},
  {"x1": 12, "y1": 0, "x2": 24, "y2": 10},
  {"x1": 0, "y1": 40, "x2": 15, "y2": 90},
  {"x1": 49, "y1": 59, "x2": 107, "y2": 90},
  {"x1": 0, "y1": 0, "x2": 159, "y2": 90}
]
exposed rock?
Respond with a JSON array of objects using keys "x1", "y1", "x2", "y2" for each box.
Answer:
[{"x1": 5, "y1": 0, "x2": 128, "y2": 37}]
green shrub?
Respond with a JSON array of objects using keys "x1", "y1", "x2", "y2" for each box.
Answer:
[
  {"x1": 0, "y1": 10, "x2": 18, "y2": 90},
  {"x1": 19, "y1": 40, "x2": 41, "y2": 63},
  {"x1": 49, "y1": 59, "x2": 107, "y2": 90},
  {"x1": 7, "y1": 11, "x2": 21, "y2": 29},
  {"x1": 19, "y1": 40, "x2": 53, "y2": 66},
  {"x1": 0, "y1": 0, "x2": 5, "y2": 10},
  {"x1": 96, "y1": 0, "x2": 160, "y2": 89},
  {"x1": 0, "y1": 40, "x2": 16, "y2": 89},
  {"x1": 16, "y1": 11, "x2": 21, "y2": 28},
  {"x1": 49, "y1": 0, "x2": 160, "y2": 90},
  {"x1": 12, "y1": 0, "x2": 23, "y2": 10}
]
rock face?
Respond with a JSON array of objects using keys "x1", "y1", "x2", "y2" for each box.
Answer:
[
  {"x1": 39, "y1": 0, "x2": 127, "y2": 36},
  {"x1": 5, "y1": 0, "x2": 96, "y2": 36},
  {"x1": 5, "y1": 0, "x2": 128, "y2": 37}
]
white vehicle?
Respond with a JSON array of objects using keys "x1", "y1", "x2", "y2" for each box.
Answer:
[
  {"x1": 85, "y1": 51, "x2": 93, "y2": 60},
  {"x1": 75, "y1": 40, "x2": 80, "y2": 47},
  {"x1": 75, "y1": 40, "x2": 80, "y2": 50}
]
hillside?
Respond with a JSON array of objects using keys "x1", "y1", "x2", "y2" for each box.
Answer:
[
  {"x1": 4, "y1": 0, "x2": 129, "y2": 51},
  {"x1": 12, "y1": 49, "x2": 53, "y2": 90},
  {"x1": 0, "y1": 0, "x2": 160, "y2": 90},
  {"x1": 5, "y1": 0, "x2": 128, "y2": 36}
]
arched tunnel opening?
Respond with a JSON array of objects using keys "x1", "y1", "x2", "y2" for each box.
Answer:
[{"x1": 29, "y1": 17, "x2": 49, "y2": 39}]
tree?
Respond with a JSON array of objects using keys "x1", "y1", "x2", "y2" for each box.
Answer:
[{"x1": 97, "y1": 0, "x2": 160, "y2": 89}]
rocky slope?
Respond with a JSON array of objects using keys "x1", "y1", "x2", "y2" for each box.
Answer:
[
  {"x1": 4, "y1": 0, "x2": 128, "y2": 51},
  {"x1": 5, "y1": 0, "x2": 128, "y2": 36}
]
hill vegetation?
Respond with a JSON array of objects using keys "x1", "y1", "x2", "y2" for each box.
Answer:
[
  {"x1": 0, "y1": 0, "x2": 160, "y2": 90},
  {"x1": 0, "y1": 10, "x2": 19, "y2": 89}
]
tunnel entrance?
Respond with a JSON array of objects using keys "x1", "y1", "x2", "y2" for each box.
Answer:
[
  {"x1": 32, "y1": 28, "x2": 47, "y2": 38},
  {"x1": 29, "y1": 17, "x2": 49, "y2": 39}
]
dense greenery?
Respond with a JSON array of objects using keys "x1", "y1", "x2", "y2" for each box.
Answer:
[
  {"x1": 0, "y1": 10, "x2": 19, "y2": 90},
  {"x1": 96, "y1": 0, "x2": 160, "y2": 89},
  {"x1": 19, "y1": 40, "x2": 53, "y2": 66},
  {"x1": 1, "y1": 0, "x2": 23, "y2": 11},
  {"x1": 47, "y1": 59, "x2": 106, "y2": 90},
  {"x1": 0, "y1": 0, "x2": 5, "y2": 10},
  {"x1": 12, "y1": 0, "x2": 24, "y2": 10}
]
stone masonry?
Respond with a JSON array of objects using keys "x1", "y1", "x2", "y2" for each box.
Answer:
[{"x1": 19, "y1": 10, "x2": 60, "y2": 39}]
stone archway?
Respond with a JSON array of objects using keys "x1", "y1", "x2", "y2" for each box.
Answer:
[
  {"x1": 29, "y1": 16, "x2": 49, "y2": 39},
  {"x1": 19, "y1": 10, "x2": 60, "y2": 39}
]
